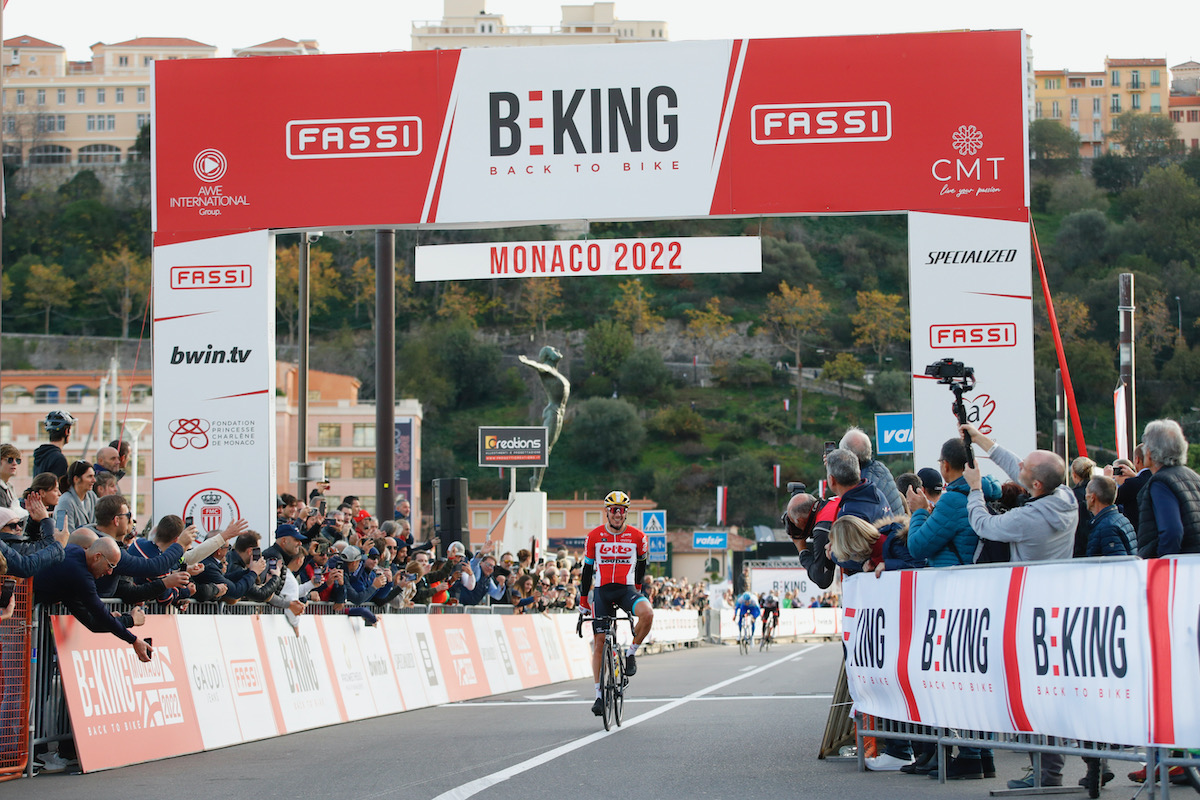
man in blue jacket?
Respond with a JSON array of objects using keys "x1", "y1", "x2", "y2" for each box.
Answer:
[
  {"x1": 907, "y1": 439, "x2": 1000, "y2": 568},
  {"x1": 826, "y1": 449, "x2": 891, "y2": 523},
  {"x1": 1085, "y1": 476, "x2": 1134, "y2": 557}
]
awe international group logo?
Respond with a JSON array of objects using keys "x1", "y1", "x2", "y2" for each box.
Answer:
[{"x1": 193, "y1": 148, "x2": 228, "y2": 182}]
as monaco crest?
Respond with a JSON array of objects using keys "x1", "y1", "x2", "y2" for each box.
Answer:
[{"x1": 182, "y1": 488, "x2": 241, "y2": 535}]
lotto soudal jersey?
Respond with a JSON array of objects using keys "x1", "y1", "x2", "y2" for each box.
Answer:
[{"x1": 584, "y1": 525, "x2": 647, "y2": 586}]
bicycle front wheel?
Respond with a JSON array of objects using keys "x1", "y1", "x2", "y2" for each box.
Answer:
[{"x1": 600, "y1": 646, "x2": 615, "y2": 731}]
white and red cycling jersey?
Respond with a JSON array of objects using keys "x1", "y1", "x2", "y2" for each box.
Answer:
[{"x1": 583, "y1": 525, "x2": 647, "y2": 586}]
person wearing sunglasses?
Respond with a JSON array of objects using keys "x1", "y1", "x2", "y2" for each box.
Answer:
[
  {"x1": 0, "y1": 501, "x2": 67, "y2": 578},
  {"x1": 0, "y1": 444, "x2": 24, "y2": 519}
]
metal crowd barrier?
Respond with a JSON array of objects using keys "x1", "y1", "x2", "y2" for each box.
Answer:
[{"x1": 855, "y1": 713, "x2": 1200, "y2": 797}]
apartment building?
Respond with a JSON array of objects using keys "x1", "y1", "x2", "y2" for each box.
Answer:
[
  {"x1": 411, "y1": 0, "x2": 667, "y2": 50},
  {"x1": 0, "y1": 363, "x2": 420, "y2": 528},
  {"x1": 1170, "y1": 96, "x2": 1200, "y2": 151},
  {"x1": 1033, "y1": 56, "x2": 1170, "y2": 157}
]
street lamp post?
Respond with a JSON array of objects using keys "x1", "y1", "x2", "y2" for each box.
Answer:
[
  {"x1": 1176, "y1": 296, "x2": 1182, "y2": 337},
  {"x1": 123, "y1": 418, "x2": 150, "y2": 524}
]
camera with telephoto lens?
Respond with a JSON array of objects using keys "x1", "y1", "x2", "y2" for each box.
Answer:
[{"x1": 924, "y1": 357, "x2": 974, "y2": 384}]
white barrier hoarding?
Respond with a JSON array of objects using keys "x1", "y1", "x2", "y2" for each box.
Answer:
[
  {"x1": 415, "y1": 236, "x2": 762, "y2": 282},
  {"x1": 908, "y1": 212, "x2": 1035, "y2": 471},
  {"x1": 176, "y1": 616, "x2": 247, "y2": 750},
  {"x1": 750, "y1": 567, "x2": 819, "y2": 607},
  {"x1": 1148, "y1": 558, "x2": 1200, "y2": 747},
  {"x1": 256, "y1": 614, "x2": 343, "y2": 733}
]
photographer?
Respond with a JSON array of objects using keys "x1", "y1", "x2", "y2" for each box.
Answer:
[
  {"x1": 224, "y1": 532, "x2": 283, "y2": 603},
  {"x1": 784, "y1": 490, "x2": 841, "y2": 590}
]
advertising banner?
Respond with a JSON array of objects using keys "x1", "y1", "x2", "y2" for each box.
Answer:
[
  {"x1": 350, "y1": 621, "x2": 406, "y2": 717},
  {"x1": 414, "y1": 236, "x2": 762, "y2": 282},
  {"x1": 502, "y1": 616, "x2": 552, "y2": 688},
  {"x1": 1147, "y1": 557, "x2": 1200, "y2": 747},
  {"x1": 151, "y1": 230, "x2": 276, "y2": 538},
  {"x1": 317, "y1": 615, "x2": 380, "y2": 721},
  {"x1": 749, "y1": 567, "x2": 816, "y2": 606},
  {"x1": 211, "y1": 615, "x2": 281, "y2": 743},
  {"x1": 693, "y1": 531, "x2": 727, "y2": 550},
  {"x1": 153, "y1": 31, "x2": 1027, "y2": 235},
  {"x1": 428, "y1": 615, "x2": 492, "y2": 702},
  {"x1": 874, "y1": 412, "x2": 914, "y2": 455},
  {"x1": 255, "y1": 614, "x2": 343, "y2": 733},
  {"x1": 176, "y1": 616, "x2": 249, "y2": 750},
  {"x1": 908, "y1": 211, "x2": 1035, "y2": 470},
  {"x1": 478, "y1": 426, "x2": 549, "y2": 468},
  {"x1": 471, "y1": 615, "x2": 525, "y2": 694},
  {"x1": 54, "y1": 614, "x2": 201, "y2": 772},
  {"x1": 380, "y1": 616, "x2": 433, "y2": 711},
  {"x1": 393, "y1": 420, "x2": 414, "y2": 511}
]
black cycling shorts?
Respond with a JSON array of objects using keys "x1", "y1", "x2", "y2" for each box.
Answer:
[{"x1": 590, "y1": 583, "x2": 647, "y2": 635}]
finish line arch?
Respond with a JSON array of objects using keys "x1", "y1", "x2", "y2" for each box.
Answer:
[{"x1": 151, "y1": 30, "x2": 1033, "y2": 536}]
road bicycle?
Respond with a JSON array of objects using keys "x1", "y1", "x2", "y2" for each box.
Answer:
[
  {"x1": 578, "y1": 611, "x2": 634, "y2": 731},
  {"x1": 759, "y1": 613, "x2": 777, "y2": 652},
  {"x1": 737, "y1": 614, "x2": 756, "y2": 655}
]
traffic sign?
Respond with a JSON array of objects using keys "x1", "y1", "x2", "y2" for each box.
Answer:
[
  {"x1": 641, "y1": 509, "x2": 666, "y2": 534},
  {"x1": 648, "y1": 533, "x2": 667, "y2": 563}
]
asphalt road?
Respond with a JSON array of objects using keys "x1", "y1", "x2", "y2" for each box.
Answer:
[{"x1": 18, "y1": 640, "x2": 1128, "y2": 799}]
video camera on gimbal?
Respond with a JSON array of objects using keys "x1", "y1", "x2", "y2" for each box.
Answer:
[{"x1": 924, "y1": 358, "x2": 977, "y2": 468}]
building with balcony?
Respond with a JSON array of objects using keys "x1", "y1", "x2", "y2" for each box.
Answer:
[
  {"x1": 1033, "y1": 57, "x2": 1170, "y2": 157},
  {"x1": 411, "y1": 0, "x2": 667, "y2": 50},
  {"x1": 1170, "y1": 96, "x2": 1200, "y2": 152},
  {"x1": 0, "y1": 363, "x2": 420, "y2": 531}
]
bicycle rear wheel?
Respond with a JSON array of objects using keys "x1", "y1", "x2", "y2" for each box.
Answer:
[
  {"x1": 613, "y1": 648, "x2": 625, "y2": 726},
  {"x1": 600, "y1": 646, "x2": 614, "y2": 731}
]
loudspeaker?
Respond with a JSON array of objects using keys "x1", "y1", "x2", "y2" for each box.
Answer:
[{"x1": 432, "y1": 478, "x2": 469, "y2": 554}]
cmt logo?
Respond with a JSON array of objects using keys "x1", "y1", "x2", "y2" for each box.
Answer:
[
  {"x1": 1032, "y1": 605, "x2": 1128, "y2": 678},
  {"x1": 920, "y1": 607, "x2": 990, "y2": 674},
  {"x1": 751, "y1": 101, "x2": 891, "y2": 145},
  {"x1": 930, "y1": 323, "x2": 1017, "y2": 349},
  {"x1": 931, "y1": 124, "x2": 1006, "y2": 186},
  {"x1": 286, "y1": 117, "x2": 422, "y2": 160},
  {"x1": 849, "y1": 607, "x2": 886, "y2": 669},
  {"x1": 489, "y1": 87, "x2": 679, "y2": 157},
  {"x1": 170, "y1": 265, "x2": 252, "y2": 290}
]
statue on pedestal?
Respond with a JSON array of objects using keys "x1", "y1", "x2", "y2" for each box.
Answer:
[{"x1": 518, "y1": 345, "x2": 570, "y2": 492}]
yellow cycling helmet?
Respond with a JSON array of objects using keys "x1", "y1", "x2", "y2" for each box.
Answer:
[{"x1": 604, "y1": 491, "x2": 631, "y2": 507}]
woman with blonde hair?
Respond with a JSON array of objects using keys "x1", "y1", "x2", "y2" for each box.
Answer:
[{"x1": 828, "y1": 514, "x2": 922, "y2": 577}]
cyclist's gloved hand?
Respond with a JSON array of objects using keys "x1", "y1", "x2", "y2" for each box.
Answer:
[{"x1": 579, "y1": 594, "x2": 592, "y2": 615}]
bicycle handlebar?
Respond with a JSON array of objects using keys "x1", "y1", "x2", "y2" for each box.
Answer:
[{"x1": 577, "y1": 611, "x2": 635, "y2": 638}]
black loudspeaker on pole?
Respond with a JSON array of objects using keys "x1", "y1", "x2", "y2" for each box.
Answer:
[{"x1": 432, "y1": 478, "x2": 469, "y2": 556}]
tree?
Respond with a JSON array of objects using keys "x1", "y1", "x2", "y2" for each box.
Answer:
[
  {"x1": 1107, "y1": 111, "x2": 1180, "y2": 158},
  {"x1": 611, "y1": 279, "x2": 664, "y2": 337},
  {"x1": 1029, "y1": 119, "x2": 1081, "y2": 176},
  {"x1": 821, "y1": 352, "x2": 864, "y2": 396},
  {"x1": 852, "y1": 290, "x2": 909, "y2": 364},
  {"x1": 436, "y1": 282, "x2": 499, "y2": 323},
  {"x1": 568, "y1": 398, "x2": 645, "y2": 470},
  {"x1": 348, "y1": 255, "x2": 415, "y2": 325},
  {"x1": 1130, "y1": 165, "x2": 1200, "y2": 264},
  {"x1": 683, "y1": 297, "x2": 734, "y2": 367},
  {"x1": 23, "y1": 262, "x2": 75, "y2": 334},
  {"x1": 276, "y1": 244, "x2": 344, "y2": 346},
  {"x1": 618, "y1": 346, "x2": 673, "y2": 401},
  {"x1": 516, "y1": 277, "x2": 563, "y2": 337},
  {"x1": 764, "y1": 281, "x2": 828, "y2": 431},
  {"x1": 584, "y1": 319, "x2": 634, "y2": 381},
  {"x1": 86, "y1": 246, "x2": 151, "y2": 338}
]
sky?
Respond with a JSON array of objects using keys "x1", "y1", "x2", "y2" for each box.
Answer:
[{"x1": 2, "y1": 0, "x2": 1195, "y2": 72}]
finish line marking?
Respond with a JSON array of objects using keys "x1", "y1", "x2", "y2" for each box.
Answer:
[
  {"x1": 443, "y1": 694, "x2": 833, "y2": 707},
  {"x1": 430, "y1": 644, "x2": 823, "y2": 800}
]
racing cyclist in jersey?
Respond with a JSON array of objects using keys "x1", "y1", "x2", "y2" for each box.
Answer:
[
  {"x1": 579, "y1": 491, "x2": 654, "y2": 717},
  {"x1": 760, "y1": 592, "x2": 780, "y2": 642},
  {"x1": 734, "y1": 591, "x2": 760, "y2": 642}
]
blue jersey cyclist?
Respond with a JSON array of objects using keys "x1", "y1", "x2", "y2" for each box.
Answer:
[{"x1": 734, "y1": 591, "x2": 760, "y2": 638}]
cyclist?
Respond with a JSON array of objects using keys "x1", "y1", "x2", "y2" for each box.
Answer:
[
  {"x1": 579, "y1": 491, "x2": 653, "y2": 716},
  {"x1": 734, "y1": 591, "x2": 760, "y2": 643},
  {"x1": 760, "y1": 591, "x2": 780, "y2": 641}
]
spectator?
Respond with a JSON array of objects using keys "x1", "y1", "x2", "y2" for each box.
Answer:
[
  {"x1": 0, "y1": 444, "x2": 24, "y2": 518},
  {"x1": 340, "y1": 546, "x2": 388, "y2": 604},
  {"x1": 1136, "y1": 419, "x2": 1200, "y2": 558},
  {"x1": 840, "y1": 426, "x2": 905, "y2": 514},
  {"x1": 189, "y1": 536, "x2": 241, "y2": 603},
  {"x1": 894, "y1": 473, "x2": 920, "y2": 513},
  {"x1": 905, "y1": 438, "x2": 1000, "y2": 779},
  {"x1": 33, "y1": 536, "x2": 152, "y2": 662},
  {"x1": 93, "y1": 471, "x2": 119, "y2": 499},
  {"x1": 394, "y1": 497, "x2": 412, "y2": 522},
  {"x1": 32, "y1": 411, "x2": 75, "y2": 480},
  {"x1": 1111, "y1": 444, "x2": 1149, "y2": 533},
  {"x1": 263, "y1": 523, "x2": 307, "y2": 564},
  {"x1": 907, "y1": 439, "x2": 1000, "y2": 568},
  {"x1": 57, "y1": 461, "x2": 97, "y2": 531},
  {"x1": 308, "y1": 481, "x2": 331, "y2": 503},
  {"x1": 784, "y1": 491, "x2": 841, "y2": 589},
  {"x1": 107, "y1": 439, "x2": 131, "y2": 476},
  {"x1": 93, "y1": 446, "x2": 125, "y2": 483},
  {"x1": 225, "y1": 531, "x2": 284, "y2": 603},
  {"x1": 266, "y1": 548, "x2": 312, "y2": 630},
  {"x1": 1085, "y1": 476, "x2": 1134, "y2": 557},
  {"x1": 20, "y1": 473, "x2": 60, "y2": 536},
  {"x1": 0, "y1": 498, "x2": 65, "y2": 578},
  {"x1": 915, "y1": 468, "x2": 944, "y2": 507},
  {"x1": 959, "y1": 423, "x2": 1074, "y2": 789},
  {"x1": 1070, "y1": 456, "x2": 1097, "y2": 557},
  {"x1": 827, "y1": 449, "x2": 891, "y2": 523},
  {"x1": 509, "y1": 573, "x2": 538, "y2": 613},
  {"x1": 126, "y1": 511, "x2": 198, "y2": 606}
]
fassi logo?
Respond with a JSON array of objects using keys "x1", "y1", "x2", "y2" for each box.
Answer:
[
  {"x1": 751, "y1": 101, "x2": 891, "y2": 145},
  {"x1": 489, "y1": 87, "x2": 678, "y2": 157},
  {"x1": 285, "y1": 117, "x2": 422, "y2": 160},
  {"x1": 229, "y1": 659, "x2": 263, "y2": 695},
  {"x1": 930, "y1": 323, "x2": 1017, "y2": 349},
  {"x1": 170, "y1": 265, "x2": 252, "y2": 290}
]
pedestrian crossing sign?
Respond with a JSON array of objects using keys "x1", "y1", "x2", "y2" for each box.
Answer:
[{"x1": 641, "y1": 509, "x2": 666, "y2": 533}]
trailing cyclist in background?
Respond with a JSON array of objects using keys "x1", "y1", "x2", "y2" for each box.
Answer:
[
  {"x1": 760, "y1": 591, "x2": 780, "y2": 650},
  {"x1": 579, "y1": 491, "x2": 654, "y2": 717}
]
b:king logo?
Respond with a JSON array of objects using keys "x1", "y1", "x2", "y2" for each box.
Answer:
[{"x1": 489, "y1": 87, "x2": 678, "y2": 157}]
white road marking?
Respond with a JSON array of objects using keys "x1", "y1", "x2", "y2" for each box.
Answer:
[
  {"x1": 521, "y1": 690, "x2": 576, "y2": 700},
  {"x1": 443, "y1": 694, "x2": 833, "y2": 707},
  {"x1": 430, "y1": 644, "x2": 823, "y2": 800}
]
